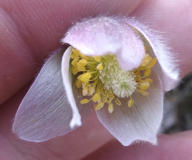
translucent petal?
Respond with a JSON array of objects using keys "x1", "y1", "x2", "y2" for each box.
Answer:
[
  {"x1": 126, "y1": 18, "x2": 179, "y2": 91},
  {"x1": 13, "y1": 49, "x2": 92, "y2": 142},
  {"x1": 96, "y1": 71, "x2": 162, "y2": 146},
  {"x1": 62, "y1": 17, "x2": 145, "y2": 71}
]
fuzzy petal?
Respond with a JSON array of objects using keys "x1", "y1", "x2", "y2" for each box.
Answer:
[
  {"x1": 13, "y1": 49, "x2": 92, "y2": 142},
  {"x1": 126, "y1": 18, "x2": 179, "y2": 91},
  {"x1": 96, "y1": 71, "x2": 163, "y2": 146},
  {"x1": 62, "y1": 17, "x2": 145, "y2": 71}
]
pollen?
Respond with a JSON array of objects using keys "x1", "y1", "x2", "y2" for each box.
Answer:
[
  {"x1": 128, "y1": 99, "x2": 134, "y2": 108},
  {"x1": 96, "y1": 63, "x2": 103, "y2": 70},
  {"x1": 78, "y1": 72, "x2": 91, "y2": 83},
  {"x1": 70, "y1": 48, "x2": 157, "y2": 113}
]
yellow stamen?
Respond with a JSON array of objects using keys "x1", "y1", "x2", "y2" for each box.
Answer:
[
  {"x1": 79, "y1": 53, "x2": 87, "y2": 58},
  {"x1": 108, "y1": 103, "x2": 114, "y2": 113},
  {"x1": 145, "y1": 58, "x2": 157, "y2": 68},
  {"x1": 144, "y1": 68, "x2": 151, "y2": 77},
  {"x1": 82, "y1": 86, "x2": 88, "y2": 96},
  {"x1": 71, "y1": 57, "x2": 79, "y2": 66},
  {"x1": 93, "y1": 56, "x2": 101, "y2": 62},
  {"x1": 70, "y1": 47, "x2": 157, "y2": 113},
  {"x1": 80, "y1": 99, "x2": 89, "y2": 104},
  {"x1": 75, "y1": 79, "x2": 82, "y2": 88},
  {"x1": 78, "y1": 72, "x2": 91, "y2": 83},
  {"x1": 94, "y1": 103, "x2": 104, "y2": 110},
  {"x1": 77, "y1": 59, "x2": 87, "y2": 67},
  {"x1": 139, "y1": 54, "x2": 152, "y2": 67},
  {"x1": 71, "y1": 49, "x2": 80, "y2": 58},
  {"x1": 140, "y1": 90, "x2": 149, "y2": 96},
  {"x1": 88, "y1": 86, "x2": 95, "y2": 96},
  {"x1": 128, "y1": 99, "x2": 134, "y2": 108},
  {"x1": 77, "y1": 66, "x2": 86, "y2": 72},
  {"x1": 145, "y1": 78, "x2": 153, "y2": 83},
  {"x1": 72, "y1": 65, "x2": 78, "y2": 75},
  {"x1": 140, "y1": 81, "x2": 150, "y2": 90},
  {"x1": 115, "y1": 98, "x2": 121, "y2": 105},
  {"x1": 93, "y1": 93, "x2": 100, "y2": 102},
  {"x1": 96, "y1": 63, "x2": 103, "y2": 70}
]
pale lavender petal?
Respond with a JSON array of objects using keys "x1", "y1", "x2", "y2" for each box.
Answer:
[
  {"x1": 126, "y1": 18, "x2": 179, "y2": 91},
  {"x1": 13, "y1": 49, "x2": 92, "y2": 142},
  {"x1": 62, "y1": 17, "x2": 145, "y2": 71},
  {"x1": 96, "y1": 71, "x2": 162, "y2": 146}
]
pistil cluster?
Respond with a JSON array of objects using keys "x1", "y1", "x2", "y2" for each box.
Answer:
[{"x1": 71, "y1": 48, "x2": 157, "y2": 113}]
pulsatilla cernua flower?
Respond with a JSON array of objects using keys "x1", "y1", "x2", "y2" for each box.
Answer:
[{"x1": 13, "y1": 17, "x2": 179, "y2": 146}]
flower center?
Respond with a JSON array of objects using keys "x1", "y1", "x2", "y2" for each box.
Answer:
[{"x1": 70, "y1": 48, "x2": 157, "y2": 113}]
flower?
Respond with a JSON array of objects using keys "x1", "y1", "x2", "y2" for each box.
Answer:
[{"x1": 12, "y1": 17, "x2": 179, "y2": 146}]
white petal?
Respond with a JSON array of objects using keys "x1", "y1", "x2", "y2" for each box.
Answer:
[
  {"x1": 61, "y1": 47, "x2": 91, "y2": 128},
  {"x1": 96, "y1": 71, "x2": 163, "y2": 146},
  {"x1": 126, "y1": 18, "x2": 179, "y2": 91},
  {"x1": 62, "y1": 17, "x2": 145, "y2": 71},
  {"x1": 13, "y1": 49, "x2": 92, "y2": 142}
]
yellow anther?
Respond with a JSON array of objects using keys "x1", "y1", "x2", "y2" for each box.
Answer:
[
  {"x1": 92, "y1": 93, "x2": 100, "y2": 102},
  {"x1": 72, "y1": 65, "x2": 78, "y2": 75},
  {"x1": 94, "y1": 103, "x2": 104, "y2": 110},
  {"x1": 71, "y1": 53, "x2": 77, "y2": 59},
  {"x1": 140, "y1": 54, "x2": 152, "y2": 67},
  {"x1": 93, "y1": 56, "x2": 101, "y2": 62},
  {"x1": 78, "y1": 72, "x2": 91, "y2": 83},
  {"x1": 72, "y1": 49, "x2": 80, "y2": 56},
  {"x1": 140, "y1": 90, "x2": 149, "y2": 96},
  {"x1": 96, "y1": 63, "x2": 103, "y2": 70},
  {"x1": 82, "y1": 87, "x2": 88, "y2": 96},
  {"x1": 115, "y1": 98, "x2": 121, "y2": 105},
  {"x1": 145, "y1": 78, "x2": 153, "y2": 83},
  {"x1": 88, "y1": 86, "x2": 95, "y2": 96},
  {"x1": 82, "y1": 82, "x2": 87, "y2": 89},
  {"x1": 71, "y1": 48, "x2": 157, "y2": 113},
  {"x1": 128, "y1": 99, "x2": 134, "y2": 108},
  {"x1": 77, "y1": 59, "x2": 87, "y2": 67},
  {"x1": 71, "y1": 57, "x2": 79, "y2": 66},
  {"x1": 71, "y1": 49, "x2": 80, "y2": 59},
  {"x1": 144, "y1": 68, "x2": 151, "y2": 77},
  {"x1": 108, "y1": 103, "x2": 114, "y2": 113},
  {"x1": 108, "y1": 93, "x2": 115, "y2": 102},
  {"x1": 75, "y1": 79, "x2": 82, "y2": 88},
  {"x1": 79, "y1": 53, "x2": 87, "y2": 58},
  {"x1": 77, "y1": 66, "x2": 86, "y2": 71},
  {"x1": 80, "y1": 99, "x2": 89, "y2": 104},
  {"x1": 145, "y1": 58, "x2": 157, "y2": 68},
  {"x1": 140, "y1": 81, "x2": 150, "y2": 90}
]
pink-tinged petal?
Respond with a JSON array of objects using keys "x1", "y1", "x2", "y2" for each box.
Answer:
[
  {"x1": 13, "y1": 49, "x2": 92, "y2": 142},
  {"x1": 62, "y1": 17, "x2": 145, "y2": 71},
  {"x1": 126, "y1": 18, "x2": 179, "y2": 91},
  {"x1": 96, "y1": 71, "x2": 163, "y2": 146}
]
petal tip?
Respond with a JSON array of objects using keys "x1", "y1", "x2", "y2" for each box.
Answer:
[{"x1": 70, "y1": 118, "x2": 82, "y2": 129}]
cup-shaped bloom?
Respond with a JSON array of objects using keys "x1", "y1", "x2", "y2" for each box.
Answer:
[{"x1": 13, "y1": 17, "x2": 179, "y2": 146}]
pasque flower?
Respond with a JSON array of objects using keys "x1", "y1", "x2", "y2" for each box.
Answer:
[{"x1": 13, "y1": 17, "x2": 179, "y2": 146}]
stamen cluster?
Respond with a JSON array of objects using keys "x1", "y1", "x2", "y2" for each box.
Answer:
[{"x1": 70, "y1": 48, "x2": 156, "y2": 113}]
